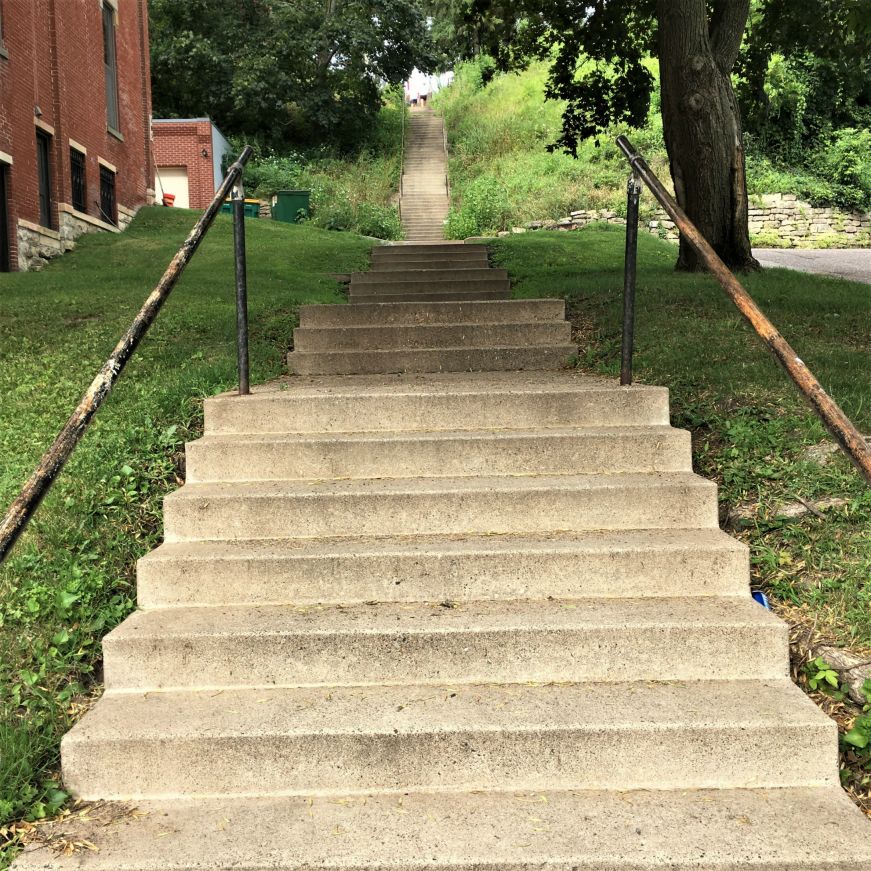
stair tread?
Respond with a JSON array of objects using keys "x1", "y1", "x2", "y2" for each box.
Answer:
[
  {"x1": 141, "y1": 527, "x2": 746, "y2": 563},
  {"x1": 66, "y1": 679, "x2": 828, "y2": 742},
  {"x1": 13, "y1": 786, "x2": 870, "y2": 870},
  {"x1": 165, "y1": 471, "x2": 715, "y2": 499},
  {"x1": 110, "y1": 596, "x2": 781, "y2": 641},
  {"x1": 189, "y1": 424, "x2": 684, "y2": 445}
]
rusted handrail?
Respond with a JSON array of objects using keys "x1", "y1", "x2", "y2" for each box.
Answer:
[
  {"x1": 616, "y1": 135, "x2": 871, "y2": 485},
  {"x1": 0, "y1": 146, "x2": 254, "y2": 564}
]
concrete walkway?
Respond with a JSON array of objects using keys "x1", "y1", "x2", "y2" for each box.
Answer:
[{"x1": 754, "y1": 248, "x2": 871, "y2": 284}]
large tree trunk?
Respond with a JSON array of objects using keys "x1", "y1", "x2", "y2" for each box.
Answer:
[{"x1": 656, "y1": 0, "x2": 759, "y2": 272}]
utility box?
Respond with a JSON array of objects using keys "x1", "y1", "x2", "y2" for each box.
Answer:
[
  {"x1": 272, "y1": 190, "x2": 311, "y2": 223},
  {"x1": 221, "y1": 198, "x2": 261, "y2": 218}
]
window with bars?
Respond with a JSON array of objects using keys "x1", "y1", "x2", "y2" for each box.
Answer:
[
  {"x1": 100, "y1": 165, "x2": 117, "y2": 225},
  {"x1": 70, "y1": 148, "x2": 87, "y2": 213},
  {"x1": 36, "y1": 130, "x2": 53, "y2": 229},
  {"x1": 103, "y1": 3, "x2": 120, "y2": 132}
]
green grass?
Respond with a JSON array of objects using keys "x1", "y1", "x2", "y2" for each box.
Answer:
[
  {"x1": 0, "y1": 208, "x2": 372, "y2": 863},
  {"x1": 493, "y1": 226, "x2": 871, "y2": 647}
]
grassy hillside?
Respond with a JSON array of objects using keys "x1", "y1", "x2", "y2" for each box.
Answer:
[
  {"x1": 0, "y1": 209, "x2": 372, "y2": 863},
  {"x1": 237, "y1": 90, "x2": 406, "y2": 240},
  {"x1": 433, "y1": 58, "x2": 871, "y2": 238}
]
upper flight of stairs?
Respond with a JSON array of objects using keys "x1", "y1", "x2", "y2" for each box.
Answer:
[
  {"x1": 15, "y1": 238, "x2": 871, "y2": 869},
  {"x1": 399, "y1": 109, "x2": 450, "y2": 241},
  {"x1": 290, "y1": 243, "x2": 575, "y2": 375}
]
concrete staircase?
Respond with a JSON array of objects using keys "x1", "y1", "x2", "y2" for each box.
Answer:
[
  {"x1": 290, "y1": 243, "x2": 575, "y2": 375},
  {"x1": 15, "y1": 242, "x2": 871, "y2": 870},
  {"x1": 400, "y1": 109, "x2": 449, "y2": 241}
]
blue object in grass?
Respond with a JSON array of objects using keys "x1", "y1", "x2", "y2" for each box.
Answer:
[{"x1": 752, "y1": 590, "x2": 772, "y2": 610}]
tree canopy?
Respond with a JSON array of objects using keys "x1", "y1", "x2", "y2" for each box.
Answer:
[{"x1": 149, "y1": 0, "x2": 436, "y2": 151}]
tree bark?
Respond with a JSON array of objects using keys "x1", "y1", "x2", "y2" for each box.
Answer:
[{"x1": 656, "y1": 0, "x2": 759, "y2": 272}]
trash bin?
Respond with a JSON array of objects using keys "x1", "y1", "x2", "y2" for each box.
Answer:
[
  {"x1": 271, "y1": 190, "x2": 311, "y2": 223},
  {"x1": 221, "y1": 199, "x2": 261, "y2": 218}
]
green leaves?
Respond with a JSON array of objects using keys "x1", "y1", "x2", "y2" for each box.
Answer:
[{"x1": 149, "y1": 0, "x2": 435, "y2": 151}]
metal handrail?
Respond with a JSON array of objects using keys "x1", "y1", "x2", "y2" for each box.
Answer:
[
  {"x1": 616, "y1": 135, "x2": 871, "y2": 485},
  {"x1": 0, "y1": 146, "x2": 254, "y2": 564},
  {"x1": 442, "y1": 116, "x2": 451, "y2": 202},
  {"x1": 399, "y1": 98, "x2": 406, "y2": 220}
]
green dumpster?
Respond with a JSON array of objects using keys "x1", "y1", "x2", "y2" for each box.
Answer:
[
  {"x1": 221, "y1": 198, "x2": 261, "y2": 218},
  {"x1": 271, "y1": 190, "x2": 311, "y2": 223}
]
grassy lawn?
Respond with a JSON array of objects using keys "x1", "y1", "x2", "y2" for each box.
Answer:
[
  {"x1": 494, "y1": 225, "x2": 871, "y2": 808},
  {"x1": 0, "y1": 208, "x2": 372, "y2": 863}
]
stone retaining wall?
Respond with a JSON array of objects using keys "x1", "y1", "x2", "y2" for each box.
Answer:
[{"x1": 512, "y1": 194, "x2": 871, "y2": 248}]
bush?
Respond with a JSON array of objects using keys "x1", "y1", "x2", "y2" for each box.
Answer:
[
  {"x1": 355, "y1": 203, "x2": 402, "y2": 239},
  {"x1": 814, "y1": 128, "x2": 871, "y2": 211}
]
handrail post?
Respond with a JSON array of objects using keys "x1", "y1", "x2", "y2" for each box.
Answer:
[
  {"x1": 621, "y1": 173, "x2": 642, "y2": 386},
  {"x1": 232, "y1": 185, "x2": 250, "y2": 396}
]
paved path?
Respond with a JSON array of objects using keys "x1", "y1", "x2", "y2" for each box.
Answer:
[{"x1": 753, "y1": 248, "x2": 871, "y2": 284}]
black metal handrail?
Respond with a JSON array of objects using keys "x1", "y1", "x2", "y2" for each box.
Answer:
[
  {"x1": 616, "y1": 135, "x2": 871, "y2": 485},
  {"x1": 0, "y1": 146, "x2": 254, "y2": 564}
]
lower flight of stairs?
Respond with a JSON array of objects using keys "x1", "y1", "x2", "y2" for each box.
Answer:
[{"x1": 14, "y1": 243, "x2": 871, "y2": 869}]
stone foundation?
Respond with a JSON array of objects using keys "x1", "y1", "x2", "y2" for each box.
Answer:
[{"x1": 16, "y1": 202, "x2": 138, "y2": 271}]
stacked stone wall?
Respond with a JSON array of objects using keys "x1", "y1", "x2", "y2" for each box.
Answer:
[{"x1": 511, "y1": 194, "x2": 871, "y2": 248}]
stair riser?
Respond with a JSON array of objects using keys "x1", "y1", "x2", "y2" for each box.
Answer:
[
  {"x1": 204, "y1": 388, "x2": 671, "y2": 434},
  {"x1": 373, "y1": 244, "x2": 471, "y2": 255},
  {"x1": 370, "y1": 259, "x2": 488, "y2": 271},
  {"x1": 350, "y1": 281, "x2": 510, "y2": 295},
  {"x1": 353, "y1": 270, "x2": 505, "y2": 284},
  {"x1": 293, "y1": 322, "x2": 571, "y2": 351},
  {"x1": 62, "y1": 721, "x2": 834, "y2": 799},
  {"x1": 288, "y1": 345, "x2": 574, "y2": 375},
  {"x1": 137, "y1": 540, "x2": 750, "y2": 607},
  {"x1": 299, "y1": 300, "x2": 563, "y2": 326},
  {"x1": 347, "y1": 291, "x2": 510, "y2": 304},
  {"x1": 163, "y1": 481, "x2": 718, "y2": 541},
  {"x1": 185, "y1": 429, "x2": 690, "y2": 483},
  {"x1": 103, "y1": 622, "x2": 788, "y2": 691}
]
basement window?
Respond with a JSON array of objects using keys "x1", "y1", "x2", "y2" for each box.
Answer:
[
  {"x1": 99, "y1": 165, "x2": 117, "y2": 226},
  {"x1": 70, "y1": 148, "x2": 87, "y2": 213}
]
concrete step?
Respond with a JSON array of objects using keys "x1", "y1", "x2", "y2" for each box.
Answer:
[
  {"x1": 349, "y1": 279, "x2": 510, "y2": 296},
  {"x1": 373, "y1": 243, "x2": 469, "y2": 255},
  {"x1": 103, "y1": 597, "x2": 787, "y2": 691},
  {"x1": 136, "y1": 528, "x2": 750, "y2": 608},
  {"x1": 14, "y1": 787, "x2": 871, "y2": 870},
  {"x1": 298, "y1": 299, "x2": 563, "y2": 326},
  {"x1": 202, "y1": 373, "x2": 672, "y2": 434},
  {"x1": 61, "y1": 679, "x2": 834, "y2": 798},
  {"x1": 293, "y1": 321, "x2": 571, "y2": 352},
  {"x1": 370, "y1": 258, "x2": 488, "y2": 271},
  {"x1": 288, "y1": 344, "x2": 574, "y2": 374},
  {"x1": 353, "y1": 269, "x2": 506, "y2": 284},
  {"x1": 185, "y1": 425, "x2": 689, "y2": 482},
  {"x1": 348, "y1": 290, "x2": 509, "y2": 304},
  {"x1": 162, "y1": 473, "x2": 717, "y2": 541}
]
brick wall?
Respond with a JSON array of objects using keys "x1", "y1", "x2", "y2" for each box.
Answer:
[
  {"x1": 152, "y1": 120, "x2": 218, "y2": 210},
  {"x1": 0, "y1": 0, "x2": 153, "y2": 271}
]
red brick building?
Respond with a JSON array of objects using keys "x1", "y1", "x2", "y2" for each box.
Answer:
[
  {"x1": 0, "y1": 0, "x2": 154, "y2": 272},
  {"x1": 152, "y1": 118, "x2": 233, "y2": 210}
]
